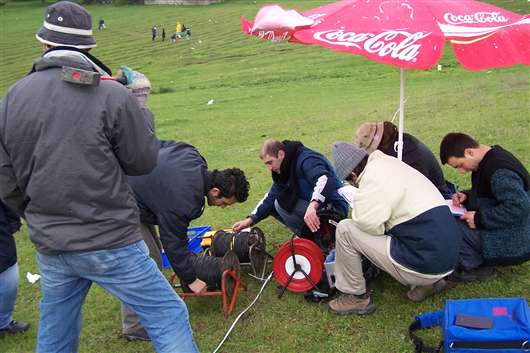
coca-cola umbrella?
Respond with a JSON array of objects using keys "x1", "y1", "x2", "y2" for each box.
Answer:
[{"x1": 241, "y1": 0, "x2": 530, "y2": 159}]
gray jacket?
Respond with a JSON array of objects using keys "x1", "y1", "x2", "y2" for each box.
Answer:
[{"x1": 0, "y1": 50, "x2": 159, "y2": 254}]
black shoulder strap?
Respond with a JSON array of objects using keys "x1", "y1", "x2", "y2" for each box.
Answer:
[{"x1": 408, "y1": 319, "x2": 443, "y2": 353}]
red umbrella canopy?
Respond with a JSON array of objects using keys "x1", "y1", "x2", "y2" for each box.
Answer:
[{"x1": 242, "y1": 0, "x2": 530, "y2": 71}]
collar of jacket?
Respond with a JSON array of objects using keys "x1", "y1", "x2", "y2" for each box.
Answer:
[
  {"x1": 358, "y1": 150, "x2": 385, "y2": 182},
  {"x1": 29, "y1": 46, "x2": 112, "y2": 76},
  {"x1": 203, "y1": 170, "x2": 213, "y2": 197}
]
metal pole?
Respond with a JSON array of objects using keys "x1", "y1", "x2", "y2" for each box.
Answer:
[{"x1": 396, "y1": 68, "x2": 405, "y2": 161}]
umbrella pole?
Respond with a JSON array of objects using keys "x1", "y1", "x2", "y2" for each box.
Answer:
[{"x1": 396, "y1": 68, "x2": 405, "y2": 161}]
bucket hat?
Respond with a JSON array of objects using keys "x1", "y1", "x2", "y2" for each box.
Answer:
[
  {"x1": 36, "y1": 1, "x2": 96, "y2": 49},
  {"x1": 354, "y1": 122, "x2": 384, "y2": 154}
]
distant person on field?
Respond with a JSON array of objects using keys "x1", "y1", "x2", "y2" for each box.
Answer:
[
  {"x1": 0, "y1": 2, "x2": 198, "y2": 352},
  {"x1": 355, "y1": 121, "x2": 451, "y2": 197},
  {"x1": 176, "y1": 21, "x2": 182, "y2": 37},
  {"x1": 0, "y1": 200, "x2": 30, "y2": 337},
  {"x1": 170, "y1": 32, "x2": 177, "y2": 43},
  {"x1": 161, "y1": 27, "x2": 166, "y2": 41},
  {"x1": 440, "y1": 133, "x2": 530, "y2": 282},
  {"x1": 232, "y1": 139, "x2": 348, "y2": 235},
  {"x1": 327, "y1": 142, "x2": 461, "y2": 315},
  {"x1": 151, "y1": 25, "x2": 157, "y2": 41},
  {"x1": 98, "y1": 18, "x2": 106, "y2": 30},
  {"x1": 122, "y1": 141, "x2": 250, "y2": 340}
]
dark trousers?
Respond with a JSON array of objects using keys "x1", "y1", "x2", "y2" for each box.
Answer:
[{"x1": 456, "y1": 220, "x2": 484, "y2": 271}]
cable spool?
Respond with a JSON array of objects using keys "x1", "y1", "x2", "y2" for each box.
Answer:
[
  {"x1": 175, "y1": 250, "x2": 244, "y2": 318},
  {"x1": 209, "y1": 227, "x2": 268, "y2": 277},
  {"x1": 186, "y1": 250, "x2": 240, "y2": 292},
  {"x1": 272, "y1": 238, "x2": 324, "y2": 293}
]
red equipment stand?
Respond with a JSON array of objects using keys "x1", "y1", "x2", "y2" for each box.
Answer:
[{"x1": 170, "y1": 267, "x2": 246, "y2": 319}]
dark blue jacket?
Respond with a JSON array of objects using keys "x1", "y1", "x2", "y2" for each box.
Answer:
[
  {"x1": 389, "y1": 206, "x2": 461, "y2": 274},
  {"x1": 380, "y1": 133, "x2": 449, "y2": 197},
  {"x1": 0, "y1": 200, "x2": 21, "y2": 273},
  {"x1": 128, "y1": 141, "x2": 209, "y2": 283},
  {"x1": 250, "y1": 147, "x2": 348, "y2": 223}
]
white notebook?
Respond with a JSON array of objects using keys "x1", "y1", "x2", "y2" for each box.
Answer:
[{"x1": 445, "y1": 199, "x2": 467, "y2": 216}]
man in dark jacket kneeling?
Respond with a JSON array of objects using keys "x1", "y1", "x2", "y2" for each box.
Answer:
[
  {"x1": 440, "y1": 133, "x2": 530, "y2": 282},
  {"x1": 232, "y1": 139, "x2": 348, "y2": 235}
]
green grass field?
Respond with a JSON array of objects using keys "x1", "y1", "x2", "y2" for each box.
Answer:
[{"x1": 1, "y1": 1, "x2": 529, "y2": 352}]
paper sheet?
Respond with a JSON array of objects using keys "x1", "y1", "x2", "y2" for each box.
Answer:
[{"x1": 338, "y1": 185, "x2": 357, "y2": 208}]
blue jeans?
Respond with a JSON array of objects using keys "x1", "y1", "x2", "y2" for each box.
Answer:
[
  {"x1": 0, "y1": 262, "x2": 19, "y2": 329},
  {"x1": 274, "y1": 199, "x2": 309, "y2": 235},
  {"x1": 36, "y1": 240, "x2": 199, "y2": 353}
]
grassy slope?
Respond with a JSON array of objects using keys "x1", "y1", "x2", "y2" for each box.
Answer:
[{"x1": 1, "y1": 1, "x2": 529, "y2": 352}]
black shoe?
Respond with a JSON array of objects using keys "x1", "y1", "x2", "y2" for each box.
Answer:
[
  {"x1": 448, "y1": 266, "x2": 496, "y2": 283},
  {"x1": 122, "y1": 332, "x2": 151, "y2": 341},
  {"x1": 0, "y1": 320, "x2": 30, "y2": 336}
]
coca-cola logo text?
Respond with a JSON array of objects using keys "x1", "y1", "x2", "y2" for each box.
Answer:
[
  {"x1": 314, "y1": 30, "x2": 431, "y2": 62},
  {"x1": 444, "y1": 12, "x2": 509, "y2": 25},
  {"x1": 255, "y1": 30, "x2": 290, "y2": 42}
]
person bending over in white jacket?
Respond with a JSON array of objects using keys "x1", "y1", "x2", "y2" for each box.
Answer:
[{"x1": 327, "y1": 142, "x2": 462, "y2": 316}]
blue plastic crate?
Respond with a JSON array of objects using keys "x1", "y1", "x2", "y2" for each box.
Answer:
[{"x1": 187, "y1": 225, "x2": 211, "y2": 254}]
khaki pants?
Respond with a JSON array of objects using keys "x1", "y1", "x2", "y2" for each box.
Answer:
[
  {"x1": 121, "y1": 223, "x2": 164, "y2": 335},
  {"x1": 334, "y1": 219, "x2": 444, "y2": 295}
]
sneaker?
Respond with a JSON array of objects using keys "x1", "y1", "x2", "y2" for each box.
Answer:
[
  {"x1": 406, "y1": 279, "x2": 447, "y2": 303},
  {"x1": 447, "y1": 266, "x2": 496, "y2": 283},
  {"x1": 328, "y1": 293, "x2": 375, "y2": 316},
  {"x1": 122, "y1": 332, "x2": 150, "y2": 342},
  {"x1": 0, "y1": 320, "x2": 30, "y2": 337}
]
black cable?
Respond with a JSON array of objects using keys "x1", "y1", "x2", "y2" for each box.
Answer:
[
  {"x1": 190, "y1": 255, "x2": 224, "y2": 289},
  {"x1": 211, "y1": 230, "x2": 254, "y2": 262}
]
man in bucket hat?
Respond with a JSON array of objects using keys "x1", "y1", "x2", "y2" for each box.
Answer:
[
  {"x1": 0, "y1": 2, "x2": 198, "y2": 352},
  {"x1": 354, "y1": 121, "x2": 450, "y2": 197},
  {"x1": 327, "y1": 142, "x2": 462, "y2": 315}
]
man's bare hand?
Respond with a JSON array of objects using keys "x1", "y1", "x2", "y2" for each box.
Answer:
[
  {"x1": 452, "y1": 192, "x2": 467, "y2": 207},
  {"x1": 188, "y1": 278, "x2": 207, "y2": 294},
  {"x1": 304, "y1": 201, "x2": 320, "y2": 233},
  {"x1": 232, "y1": 217, "x2": 252, "y2": 232},
  {"x1": 460, "y1": 211, "x2": 477, "y2": 229}
]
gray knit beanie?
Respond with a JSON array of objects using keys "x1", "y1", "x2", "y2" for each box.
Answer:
[{"x1": 332, "y1": 141, "x2": 368, "y2": 180}]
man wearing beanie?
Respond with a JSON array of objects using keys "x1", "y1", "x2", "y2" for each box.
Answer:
[
  {"x1": 328, "y1": 142, "x2": 462, "y2": 315},
  {"x1": 355, "y1": 121, "x2": 451, "y2": 197},
  {"x1": 0, "y1": 2, "x2": 198, "y2": 352},
  {"x1": 232, "y1": 139, "x2": 348, "y2": 235}
]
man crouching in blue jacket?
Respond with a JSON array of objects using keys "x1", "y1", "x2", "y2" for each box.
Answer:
[
  {"x1": 328, "y1": 142, "x2": 462, "y2": 315},
  {"x1": 232, "y1": 139, "x2": 348, "y2": 235}
]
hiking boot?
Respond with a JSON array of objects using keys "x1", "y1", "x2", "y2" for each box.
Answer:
[
  {"x1": 328, "y1": 293, "x2": 375, "y2": 316},
  {"x1": 406, "y1": 279, "x2": 447, "y2": 303},
  {"x1": 0, "y1": 320, "x2": 30, "y2": 337},
  {"x1": 447, "y1": 266, "x2": 496, "y2": 283},
  {"x1": 122, "y1": 331, "x2": 150, "y2": 342}
]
